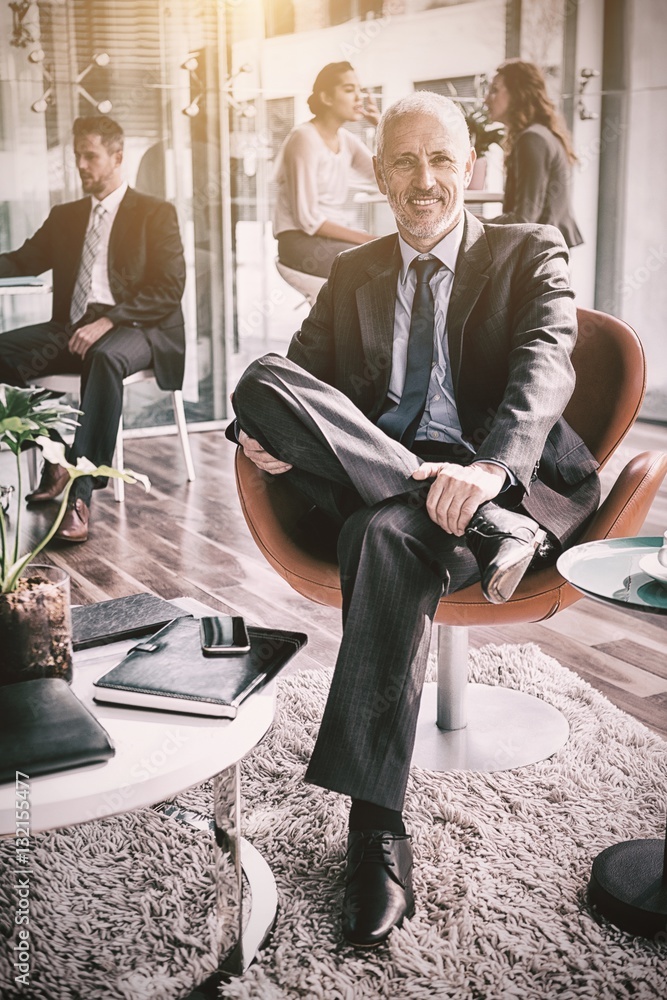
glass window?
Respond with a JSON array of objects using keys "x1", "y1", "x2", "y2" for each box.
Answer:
[
  {"x1": 0, "y1": 0, "x2": 230, "y2": 429},
  {"x1": 265, "y1": 1, "x2": 295, "y2": 38},
  {"x1": 328, "y1": 1, "x2": 383, "y2": 26}
]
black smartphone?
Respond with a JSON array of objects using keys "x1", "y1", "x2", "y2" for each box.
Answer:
[{"x1": 199, "y1": 615, "x2": 251, "y2": 656}]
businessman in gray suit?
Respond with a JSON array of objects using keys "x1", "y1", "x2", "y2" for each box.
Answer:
[{"x1": 230, "y1": 92, "x2": 600, "y2": 946}]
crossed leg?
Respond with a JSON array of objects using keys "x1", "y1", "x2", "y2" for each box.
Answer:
[{"x1": 233, "y1": 354, "x2": 479, "y2": 809}]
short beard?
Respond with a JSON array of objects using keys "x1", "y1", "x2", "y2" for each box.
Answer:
[{"x1": 388, "y1": 192, "x2": 461, "y2": 242}]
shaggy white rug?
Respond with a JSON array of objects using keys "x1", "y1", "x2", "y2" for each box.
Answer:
[{"x1": 1, "y1": 643, "x2": 666, "y2": 1000}]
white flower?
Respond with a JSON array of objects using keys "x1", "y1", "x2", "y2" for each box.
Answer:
[
  {"x1": 35, "y1": 436, "x2": 69, "y2": 468},
  {"x1": 34, "y1": 436, "x2": 151, "y2": 492}
]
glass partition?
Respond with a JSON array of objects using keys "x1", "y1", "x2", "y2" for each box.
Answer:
[{"x1": 0, "y1": 0, "x2": 230, "y2": 429}]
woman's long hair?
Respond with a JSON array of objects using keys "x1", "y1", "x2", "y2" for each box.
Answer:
[
  {"x1": 307, "y1": 62, "x2": 355, "y2": 116},
  {"x1": 497, "y1": 59, "x2": 577, "y2": 163}
]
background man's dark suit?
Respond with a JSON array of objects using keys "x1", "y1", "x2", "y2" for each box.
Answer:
[
  {"x1": 0, "y1": 187, "x2": 186, "y2": 485},
  {"x1": 0, "y1": 187, "x2": 186, "y2": 386},
  {"x1": 233, "y1": 210, "x2": 600, "y2": 810}
]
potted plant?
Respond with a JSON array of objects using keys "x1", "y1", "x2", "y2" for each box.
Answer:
[
  {"x1": 462, "y1": 104, "x2": 505, "y2": 157},
  {"x1": 0, "y1": 383, "x2": 150, "y2": 685},
  {"x1": 458, "y1": 102, "x2": 504, "y2": 191}
]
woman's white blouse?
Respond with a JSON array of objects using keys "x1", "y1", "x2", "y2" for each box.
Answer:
[{"x1": 272, "y1": 121, "x2": 375, "y2": 237}]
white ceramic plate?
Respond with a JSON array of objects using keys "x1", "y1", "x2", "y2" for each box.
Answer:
[{"x1": 638, "y1": 552, "x2": 667, "y2": 588}]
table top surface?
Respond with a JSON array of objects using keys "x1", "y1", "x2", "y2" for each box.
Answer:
[
  {"x1": 0, "y1": 598, "x2": 277, "y2": 834},
  {"x1": 557, "y1": 536, "x2": 667, "y2": 615},
  {"x1": 0, "y1": 278, "x2": 52, "y2": 295}
]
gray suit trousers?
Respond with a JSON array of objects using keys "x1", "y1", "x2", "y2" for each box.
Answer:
[{"x1": 233, "y1": 354, "x2": 479, "y2": 810}]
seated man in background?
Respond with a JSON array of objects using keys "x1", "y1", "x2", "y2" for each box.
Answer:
[
  {"x1": 0, "y1": 115, "x2": 186, "y2": 542},
  {"x1": 230, "y1": 92, "x2": 600, "y2": 946}
]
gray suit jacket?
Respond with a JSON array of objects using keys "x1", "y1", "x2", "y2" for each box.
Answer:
[
  {"x1": 491, "y1": 124, "x2": 583, "y2": 249},
  {"x1": 287, "y1": 211, "x2": 599, "y2": 545}
]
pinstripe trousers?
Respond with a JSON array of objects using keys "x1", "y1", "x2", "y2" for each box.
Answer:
[{"x1": 234, "y1": 354, "x2": 480, "y2": 810}]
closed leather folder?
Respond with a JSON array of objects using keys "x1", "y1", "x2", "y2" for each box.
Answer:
[
  {"x1": 72, "y1": 592, "x2": 193, "y2": 650},
  {"x1": 93, "y1": 617, "x2": 308, "y2": 717},
  {"x1": 0, "y1": 678, "x2": 115, "y2": 784}
]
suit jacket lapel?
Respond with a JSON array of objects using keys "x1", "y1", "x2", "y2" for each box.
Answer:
[
  {"x1": 108, "y1": 187, "x2": 136, "y2": 272},
  {"x1": 355, "y1": 236, "x2": 401, "y2": 408},
  {"x1": 448, "y1": 210, "x2": 491, "y2": 393}
]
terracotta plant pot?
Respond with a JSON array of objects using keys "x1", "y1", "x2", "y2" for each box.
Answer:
[{"x1": 0, "y1": 564, "x2": 73, "y2": 686}]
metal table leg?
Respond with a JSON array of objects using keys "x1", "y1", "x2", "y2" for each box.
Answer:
[{"x1": 158, "y1": 761, "x2": 278, "y2": 997}]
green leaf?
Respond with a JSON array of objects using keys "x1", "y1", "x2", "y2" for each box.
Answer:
[{"x1": 1, "y1": 385, "x2": 148, "y2": 590}]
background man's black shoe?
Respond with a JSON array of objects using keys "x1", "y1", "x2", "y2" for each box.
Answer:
[
  {"x1": 465, "y1": 502, "x2": 547, "y2": 604},
  {"x1": 341, "y1": 830, "x2": 414, "y2": 947},
  {"x1": 26, "y1": 460, "x2": 69, "y2": 503}
]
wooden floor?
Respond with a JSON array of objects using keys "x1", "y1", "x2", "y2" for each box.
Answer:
[{"x1": 3, "y1": 420, "x2": 666, "y2": 741}]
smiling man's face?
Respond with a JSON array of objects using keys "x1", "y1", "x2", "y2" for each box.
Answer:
[{"x1": 374, "y1": 111, "x2": 474, "y2": 252}]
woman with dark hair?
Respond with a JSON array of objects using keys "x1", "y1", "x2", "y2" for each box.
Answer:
[
  {"x1": 485, "y1": 59, "x2": 583, "y2": 248},
  {"x1": 273, "y1": 62, "x2": 379, "y2": 277}
]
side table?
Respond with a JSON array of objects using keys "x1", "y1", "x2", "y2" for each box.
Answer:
[
  {"x1": 0, "y1": 278, "x2": 52, "y2": 331},
  {"x1": 557, "y1": 537, "x2": 667, "y2": 938},
  {"x1": 0, "y1": 597, "x2": 279, "y2": 996},
  {"x1": 0, "y1": 278, "x2": 52, "y2": 296}
]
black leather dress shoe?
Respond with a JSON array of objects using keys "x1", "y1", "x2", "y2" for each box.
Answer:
[
  {"x1": 26, "y1": 460, "x2": 70, "y2": 503},
  {"x1": 465, "y1": 501, "x2": 549, "y2": 604},
  {"x1": 55, "y1": 498, "x2": 90, "y2": 543},
  {"x1": 341, "y1": 830, "x2": 414, "y2": 947}
]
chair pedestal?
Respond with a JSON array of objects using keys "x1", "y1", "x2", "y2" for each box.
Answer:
[{"x1": 411, "y1": 625, "x2": 570, "y2": 773}]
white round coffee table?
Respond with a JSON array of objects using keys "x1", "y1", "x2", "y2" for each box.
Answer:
[{"x1": 0, "y1": 598, "x2": 279, "y2": 994}]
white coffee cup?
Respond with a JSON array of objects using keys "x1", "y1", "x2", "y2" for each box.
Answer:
[{"x1": 658, "y1": 530, "x2": 667, "y2": 568}]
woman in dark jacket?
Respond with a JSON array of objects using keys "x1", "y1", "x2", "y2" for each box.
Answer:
[{"x1": 485, "y1": 59, "x2": 583, "y2": 248}]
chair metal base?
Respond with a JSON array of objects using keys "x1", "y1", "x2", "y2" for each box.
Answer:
[
  {"x1": 161, "y1": 762, "x2": 279, "y2": 999},
  {"x1": 412, "y1": 682, "x2": 570, "y2": 772}
]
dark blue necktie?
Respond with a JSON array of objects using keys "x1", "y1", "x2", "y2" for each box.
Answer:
[{"x1": 378, "y1": 255, "x2": 441, "y2": 446}]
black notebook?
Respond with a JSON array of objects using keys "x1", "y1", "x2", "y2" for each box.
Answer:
[
  {"x1": 0, "y1": 679, "x2": 115, "y2": 784},
  {"x1": 72, "y1": 593, "x2": 193, "y2": 651},
  {"x1": 92, "y1": 617, "x2": 308, "y2": 718}
]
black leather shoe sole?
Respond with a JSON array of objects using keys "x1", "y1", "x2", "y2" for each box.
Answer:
[{"x1": 345, "y1": 899, "x2": 416, "y2": 949}]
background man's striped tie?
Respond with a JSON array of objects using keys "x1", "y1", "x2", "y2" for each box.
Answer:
[{"x1": 69, "y1": 203, "x2": 106, "y2": 325}]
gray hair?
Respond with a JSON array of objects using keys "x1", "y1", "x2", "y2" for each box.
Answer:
[{"x1": 376, "y1": 91, "x2": 471, "y2": 165}]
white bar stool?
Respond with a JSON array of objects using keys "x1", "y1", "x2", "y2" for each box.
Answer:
[{"x1": 275, "y1": 259, "x2": 326, "y2": 307}]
